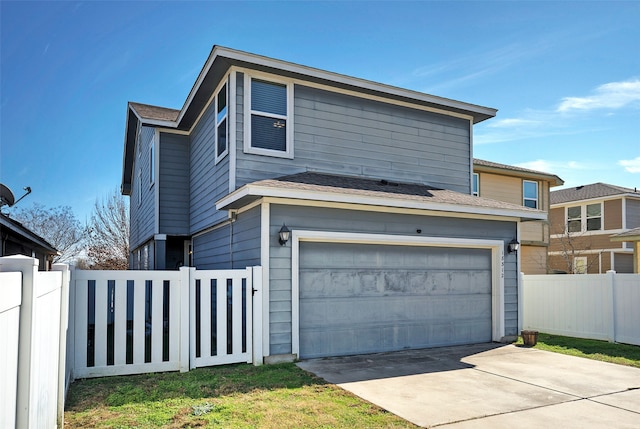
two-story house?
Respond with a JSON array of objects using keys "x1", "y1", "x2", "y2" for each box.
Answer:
[
  {"x1": 549, "y1": 183, "x2": 640, "y2": 274},
  {"x1": 121, "y1": 46, "x2": 546, "y2": 362},
  {"x1": 472, "y1": 159, "x2": 564, "y2": 274}
]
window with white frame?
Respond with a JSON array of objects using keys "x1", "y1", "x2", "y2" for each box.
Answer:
[
  {"x1": 245, "y1": 75, "x2": 292, "y2": 157},
  {"x1": 573, "y1": 256, "x2": 587, "y2": 274},
  {"x1": 586, "y1": 203, "x2": 602, "y2": 231},
  {"x1": 566, "y1": 203, "x2": 602, "y2": 233},
  {"x1": 137, "y1": 169, "x2": 142, "y2": 205},
  {"x1": 567, "y1": 206, "x2": 581, "y2": 232},
  {"x1": 523, "y1": 180, "x2": 538, "y2": 208},
  {"x1": 149, "y1": 141, "x2": 155, "y2": 186},
  {"x1": 215, "y1": 82, "x2": 228, "y2": 161},
  {"x1": 472, "y1": 173, "x2": 479, "y2": 196}
]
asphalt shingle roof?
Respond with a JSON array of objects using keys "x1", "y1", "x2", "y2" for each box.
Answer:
[
  {"x1": 245, "y1": 172, "x2": 543, "y2": 214},
  {"x1": 129, "y1": 102, "x2": 180, "y2": 122},
  {"x1": 551, "y1": 183, "x2": 640, "y2": 205}
]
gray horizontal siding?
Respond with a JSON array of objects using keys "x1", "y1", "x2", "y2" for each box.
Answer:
[
  {"x1": 192, "y1": 226, "x2": 230, "y2": 270},
  {"x1": 190, "y1": 89, "x2": 230, "y2": 234},
  {"x1": 236, "y1": 84, "x2": 471, "y2": 192},
  {"x1": 268, "y1": 204, "x2": 518, "y2": 356},
  {"x1": 192, "y1": 206, "x2": 261, "y2": 270},
  {"x1": 159, "y1": 132, "x2": 190, "y2": 234},
  {"x1": 627, "y1": 199, "x2": 640, "y2": 228},
  {"x1": 130, "y1": 126, "x2": 156, "y2": 249}
]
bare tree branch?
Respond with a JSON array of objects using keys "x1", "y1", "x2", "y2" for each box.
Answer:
[
  {"x1": 85, "y1": 189, "x2": 130, "y2": 270},
  {"x1": 11, "y1": 203, "x2": 84, "y2": 264}
]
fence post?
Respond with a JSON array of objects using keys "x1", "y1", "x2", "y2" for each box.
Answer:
[
  {"x1": 179, "y1": 267, "x2": 192, "y2": 373},
  {"x1": 606, "y1": 270, "x2": 616, "y2": 343},
  {"x1": 190, "y1": 267, "x2": 197, "y2": 370},
  {"x1": 252, "y1": 266, "x2": 263, "y2": 366},
  {"x1": 52, "y1": 263, "x2": 70, "y2": 429},
  {"x1": 518, "y1": 272, "x2": 524, "y2": 334},
  {"x1": 0, "y1": 255, "x2": 39, "y2": 429}
]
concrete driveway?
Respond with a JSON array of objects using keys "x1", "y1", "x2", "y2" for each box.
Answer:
[{"x1": 297, "y1": 343, "x2": 640, "y2": 428}]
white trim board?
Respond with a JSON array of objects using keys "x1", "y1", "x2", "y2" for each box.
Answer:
[{"x1": 289, "y1": 230, "x2": 506, "y2": 358}]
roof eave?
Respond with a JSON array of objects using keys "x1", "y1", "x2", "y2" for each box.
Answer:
[
  {"x1": 216, "y1": 184, "x2": 546, "y2": 221},
  {"x1": 179, "y1": 45, "x2": 497, "y2": 126},
  {"x1": 473, "y1": 164, "x2": 564, "y2": 187}
]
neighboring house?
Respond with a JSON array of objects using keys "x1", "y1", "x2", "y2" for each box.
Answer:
[
  {"x1": 121, "y1": 46, "x2": 546, "y2": 362},
  {"x1": 549, "y1": 183, "x2": 640, "y2": 274},
  {"x1": 0, "y1": 213, "x2": 58, "y2": 270},
  {"x1": 610, "y1": 227, "x2": 640, "y2": 273},
  {"x1": 472, "y1": 159, "x2": 564, "y2": 274}
]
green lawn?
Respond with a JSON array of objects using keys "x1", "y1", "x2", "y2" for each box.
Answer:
[
  {"x1": 517, "y1": 333, "x2": 640, "y2": 368},
  {"x1": 64, "y1": 363, "x2": 417, "y2": 429}
]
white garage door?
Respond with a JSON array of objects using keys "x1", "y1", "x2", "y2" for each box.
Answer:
[{"x1": 299, "y1": 242, "x2": 492, "y2": 358}]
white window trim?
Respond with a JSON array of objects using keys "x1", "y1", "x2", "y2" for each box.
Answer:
[
  {"x1": 214, "y1": 79, "x2": 229, "y2": 164},
  {"x1": 243, "y1": 72, "x2": 294, "y2": 159},
  {"x1": 565, "y1": 202, "x2": 603, "y2": 233},
  {"x1": 523, "y1": 180, "x2": 538, "y2": 209},
  {"x1": 472, "y1": 173, "x2": 479, "y2": 196},
  {"x1": 149, "y1": 139, "x2": 155, "y2": 187},
  {"x1": 573, "y1": 256, "x2": 588, "y2": 274},
  {"x1": 290, "y1": 230, "x2": 506, "y2": 357},
  {"x1": 137, "y1": 169, "x2": 142, "y2": 206}
]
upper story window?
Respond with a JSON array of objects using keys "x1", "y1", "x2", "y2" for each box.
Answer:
[
  {"x1": 472, "y1": 173, "x2": 479, "y2": 196},
  {"x1": 523, "y1": 180, "x2": 538, "y2": 209},
  {"x1": 245, "y1": 75, "x2": 293, "y2": 158},
  {"x1": 586, "y1": 203, "x2": 602, "y2": 231},
  {"x1": 215, "y1": 83, "x2": 228, "y2": 162},
  {"x1": 149, "y1": 141, "x2": 155, "y2": 186},
  {"x1": 137, "y1": 169, "x2": 142, "y2": 206},
  {"x1": 567, "y1": 203, "x2": 602, "y2": 232}
]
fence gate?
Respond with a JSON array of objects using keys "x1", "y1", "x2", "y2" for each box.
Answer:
[{"x1": 190, "y1": 268, "x2": 253, "y2": 368}]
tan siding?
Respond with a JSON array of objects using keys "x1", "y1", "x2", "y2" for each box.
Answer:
[
  {"x1": 550, "y1": 233, "x2": 623, "y2": 253},
  {"x1": 549, "y1": 207, "x2": 565, "y2": 235},
  {"x1": 521, "y1": 221, "x2": 546, "y2": 243},
  {"x1": 479, "y1": 172, "x2": 521, "y2": 205},
  {"x1": 521, "y1": 245, "x2": 547, "y2": 274},
  {"x1": 604, "y1": 199, "x2": 622, "y2": 230}
]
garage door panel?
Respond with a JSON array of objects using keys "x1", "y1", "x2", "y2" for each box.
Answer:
[
  {"x1": 301, "y1": 269, "x2": 491, "y2": 298},
  {"x1": 299, "y1": 242, "x2": 493, "y2": 358}
]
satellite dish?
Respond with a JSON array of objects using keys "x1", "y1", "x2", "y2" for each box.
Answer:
[{"x1": 0, "y1": 183, "x2": 16, "y2": 207}]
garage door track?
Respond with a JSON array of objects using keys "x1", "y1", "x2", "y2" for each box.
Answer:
[{"x1": 297, "y1": 343, "x2": 640, "y2": 428}]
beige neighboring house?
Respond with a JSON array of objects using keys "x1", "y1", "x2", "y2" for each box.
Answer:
[
  {"x1": 610, "y1": 227, "x2": 640, "y2": 273},
  {"x1": 549, "y1": 183, "x2": 640, "y2": 274},
  {"x1": 473, "y1": 159, "x2": 564, "y2": 274}
]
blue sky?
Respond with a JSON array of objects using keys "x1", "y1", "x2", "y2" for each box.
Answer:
[{"x1": 1, "y1": 1, "x2": 639, "y2": 221}]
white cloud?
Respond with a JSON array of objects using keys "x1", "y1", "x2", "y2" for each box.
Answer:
[
  {"x1": 619, "y1": 157, "x2": 640, "y2": 173},
  {"x1": 515, "y1": 160, "x2": 588, "y2": 175},
  {"x1": 486, "y1": 118, "x2": 541, "y2": 129},
  {"x1": 557, "y1": 79, "x2": 640, "y2": 112}
]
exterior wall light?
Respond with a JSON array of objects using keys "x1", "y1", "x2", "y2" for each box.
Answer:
[
  {"x1": 278, "y1": 224, "x2": 290, "y2": 246},
  {"x1": 508, "y1": 238, "x2": 520, "y2": 254}
]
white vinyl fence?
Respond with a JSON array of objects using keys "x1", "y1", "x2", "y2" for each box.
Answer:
[
  {"x1": 0, "y1": 256, "x2": 69, "y2": 429},
  {"x1": 522, "y1": 272, "x2": 640, "y2": 346},
  {"x1": 1, "y1": 254, "x2": 263, "y2": 429},
  {"x1": 0, "y1": 271, "x2": 22, "y2": 429}
]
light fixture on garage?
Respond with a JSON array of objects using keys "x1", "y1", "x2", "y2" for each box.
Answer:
[
  {"x1": 278, "y1": 224, "x2": 291, "y2": 246},
  {"x1": 508, "y1": 238, "x2": 520, "y2": 254}
]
